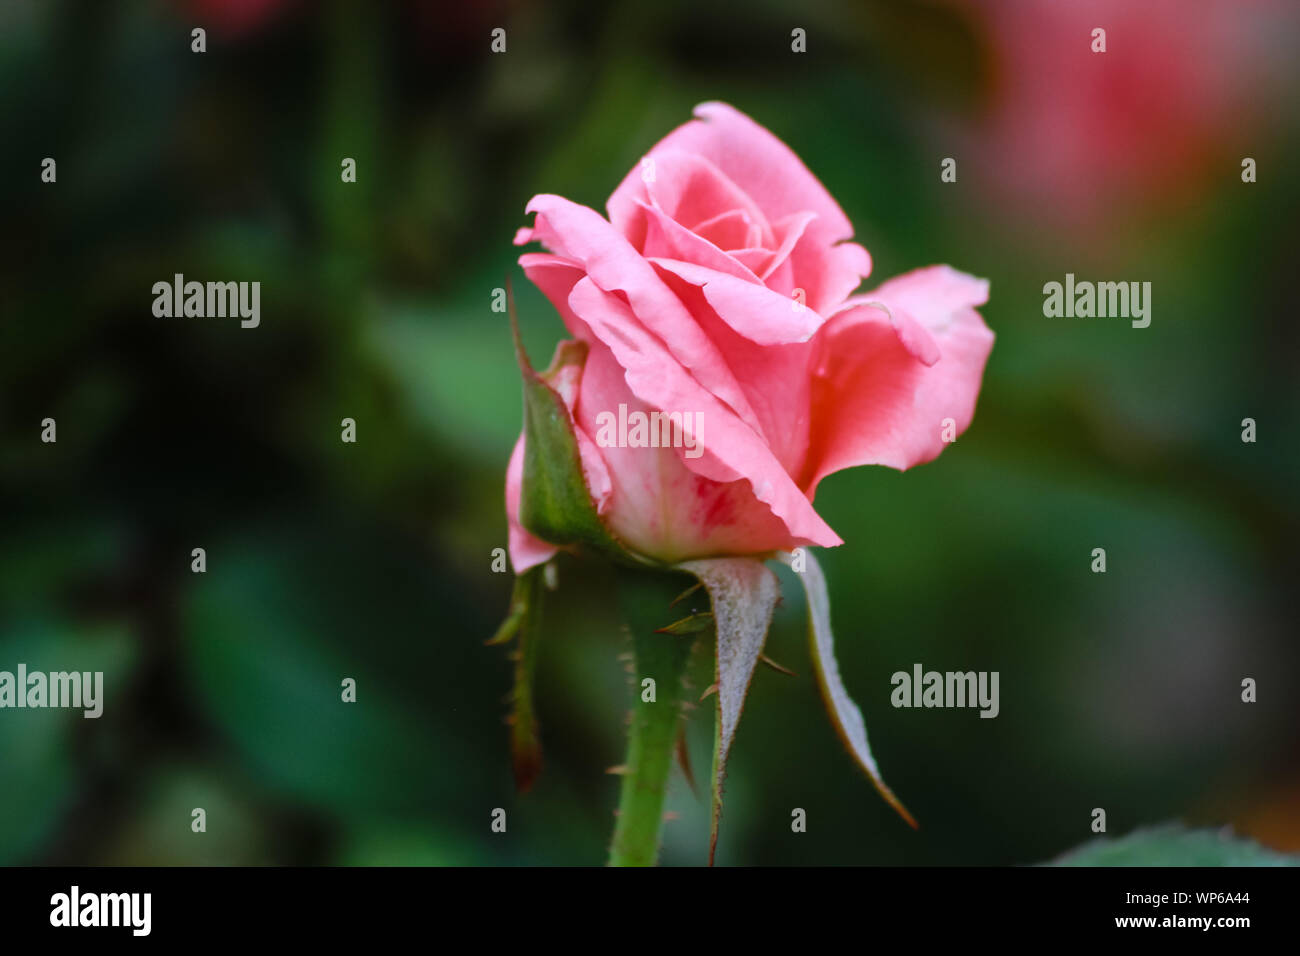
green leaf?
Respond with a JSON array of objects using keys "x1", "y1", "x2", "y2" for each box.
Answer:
[
  {"x1": 608, "y1": 569, "x2": 697, "y2": 866},
  {"x1": 780, "y1": 549, "x2": 917, "y2": 829},
  {"x1": 677, "y1": 557, "x2": 780, "y2": 865},
  {"x1": 182, "y1": 524, "x2": 473, "y2": 818},
  {"x1": 1050, "y1": 824, "x2": 1300, "y2": 866},
  {"x1": 0, "y1": 617, "x2": 136, "y2": 863}
]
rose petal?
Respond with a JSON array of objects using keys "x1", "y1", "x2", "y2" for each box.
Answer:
[
  {"x1": 517, "y1": 252, "x2": 592, "y2": 340},
  {"x1": 517, "y1": 194, "x2": 765, "y2": 436},
  {"x1": 575, "y1": 342, "x2": 818, "y2": 560},
  {"x1": 642, "y1": 150, "x2": 773, "y2": 245},
  {"x1": 802, "y1": 266, "x2": 993, "y2": 493},
  {"x1": 660, "y1": 272, "x2": 815, "y2": 478},
  {"x1": 649, "y1": 257, "x2": 825, "y2": 346},
  {"x1": 726, "y1": 248, "x2": 772, "y2": 274},
  {"x1": 608, "y1": 102, "x2": 856, "y2": 250},
  {"x1": 690, "y1": 209, "x2": 759, "y2": 251},
  {"x1": 760, "y1": 211, "x2": 818, "y2": 282},
  {"x1": 831, "y1": 294, "x2": 941, "y2": 368},
  {"x1": 505, "y1": 434, "x2": 560, "y2": 573},
  {"x1": 788, "y1": 236, "x2": 872, "y2": 316},
  {"x1": 636, "y1": 200, "x2": 762, "y2": 284},
  {"x1": 606, "y1": 104, "x2": 872, "y2": 315},
  {"x1": 567, "y1": 276, "x2": 842, "y2": 550}
]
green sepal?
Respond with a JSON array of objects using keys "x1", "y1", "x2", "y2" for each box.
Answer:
[
  {"x1": 676, "y1": 557, "x2": 781, "y2": 866},
  {"x1": 508, "y1": 279, "x2": 646, "y2": 567},
  {"x1": 780, "y1": 549, "x2": 916, "y2": 829}
]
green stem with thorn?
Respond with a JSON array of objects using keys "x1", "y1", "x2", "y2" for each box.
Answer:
[{"x1": 608, "y1": 569, "x2": 697, "y2": 866}]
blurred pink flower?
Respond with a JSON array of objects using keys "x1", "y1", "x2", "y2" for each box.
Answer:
[
  {"x1": 185, "y1": 0, "x2": 296, "y2": 37},
  {"x1": 957, "y1": 0, "x2": 1298, "y2": 227}
]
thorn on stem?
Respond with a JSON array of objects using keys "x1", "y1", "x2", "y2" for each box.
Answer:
[
  {"x1": 670, "y1": 581, "x2": 704, "y2": 608},
  {"x1": 759, "y1": 654, "x2": 797, "y2": 677}
]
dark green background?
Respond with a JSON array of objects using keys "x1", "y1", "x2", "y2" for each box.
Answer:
[{"x1": 2, "y1": 0, "x2": 1297, "y2": 865}]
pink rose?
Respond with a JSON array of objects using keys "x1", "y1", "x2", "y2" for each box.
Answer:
[{"x1": 507, "y1": 102, "x2": 993, "y2": 570}]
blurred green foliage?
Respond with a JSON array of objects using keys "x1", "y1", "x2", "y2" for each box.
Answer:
[{"x1": 1051, "y1": 825, "x2": 1299, "y2": 867}]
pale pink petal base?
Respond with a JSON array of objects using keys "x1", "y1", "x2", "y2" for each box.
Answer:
[{"x1": 505, "y1": 435, "x2": 560, "y2": 573}]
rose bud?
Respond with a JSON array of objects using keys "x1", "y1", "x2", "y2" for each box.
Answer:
[{"x1": 496, "y1": 103, "x2": 993, "y2": 865}]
